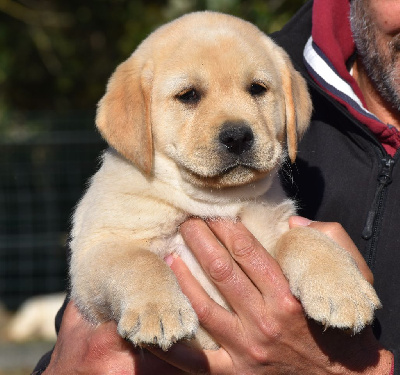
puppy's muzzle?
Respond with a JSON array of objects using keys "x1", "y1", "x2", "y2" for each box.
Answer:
[{"x1": 219, "y1": 122, "x2": 254, "y2": 156}]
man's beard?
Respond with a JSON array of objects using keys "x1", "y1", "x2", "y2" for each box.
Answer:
[{"x1": 350, "y1": 0, "x2": 400, "y2": 113}]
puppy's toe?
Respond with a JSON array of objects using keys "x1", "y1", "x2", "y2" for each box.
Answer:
[
  {"x1": 118, "y1": 294, "x2": 198, "y2": 350},
  {"x1": 298, "y1": 269, "x2": 381, "y2": 333}
]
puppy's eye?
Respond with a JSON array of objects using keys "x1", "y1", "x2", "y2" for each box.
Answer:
[
  {"x1": 176, "y1": 89, "x2": 201, "y2": 104},
  {"x1": 249, "y1": 82, "x2": 268, "y2": 97}
]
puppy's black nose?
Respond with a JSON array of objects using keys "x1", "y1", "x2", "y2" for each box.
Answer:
[{"x1": 219, "y1": 123, "x2": 254, "y2": 155}]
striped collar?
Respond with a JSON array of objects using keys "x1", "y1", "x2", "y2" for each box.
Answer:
[
  {"x1": 304, "y1": 36, "x2": 381, "y2": 125},
  {"x1": 304, "y1": 0, "x2": 400, "y2": 156}
]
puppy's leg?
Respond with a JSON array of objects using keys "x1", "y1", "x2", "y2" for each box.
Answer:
[
  {"x1": 274, "y1": 227, "x2": 381, "y2": 333},
  {"x1": 70, "y1": 242, "x2": 198, "y2": 350}
]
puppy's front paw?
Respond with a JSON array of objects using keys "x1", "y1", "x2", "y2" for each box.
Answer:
[
  {"x1": 295, "y1": 259, "x2": 381, "y2": 333},
  {"x1": 277, "y1": 227, "x2": 381, "y2": 333},
  {"x1": 117, "y1": 291, "x2": 198, "y2": 351}
]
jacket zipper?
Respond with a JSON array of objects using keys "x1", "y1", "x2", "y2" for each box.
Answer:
[{"x1": 362, "y1": 156, "x2": 394, "y2": 264}]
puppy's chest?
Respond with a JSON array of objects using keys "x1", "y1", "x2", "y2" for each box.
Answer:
[{"x1": 149, "y1": 231, "x2": 189, "y2": 260}]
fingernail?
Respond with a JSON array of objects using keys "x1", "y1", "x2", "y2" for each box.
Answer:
[
  {"x1": 164, "y1": 254, "x2": 176, "y2": 267},
  {"x1": 290, "y1": 216, "x2": 313, "y2": 227}
]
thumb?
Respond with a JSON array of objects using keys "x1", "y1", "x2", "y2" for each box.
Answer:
[{"x1": 288, "y1": 215, "x2": 313, "y2": 228}]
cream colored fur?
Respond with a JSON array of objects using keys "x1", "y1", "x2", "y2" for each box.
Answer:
[{"x1": 70, "y1": 11, "x2": 380, "y2": 351}]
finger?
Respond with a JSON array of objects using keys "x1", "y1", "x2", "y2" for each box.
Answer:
[
  {"x1": 180, "y1": 218, "x2": 266, "y2": 316},
  {"x1": 289, "y1": 216, "x2": 374, "y2": 284},
  {"x1": 288, "y1": 216, "x2": 359, "y2": 254},
  {"x1": 168, "y1": 253, "x2": 233, "y2": 326},
  {"x1": 169, "y1": 253, "x2": 242, "y2": 346},
  {"x1": 61, "y1": 301, "x2": 88, "y2": 329},
  {"x1": 289, "y1": 216, "x2": 357, "y2": 250},
  {"x1": 308, "y1": 221, "x2": 374, "y2": 284},
  {"x1": 206, "y1": 218, "x2": 292, "y2": 298}
]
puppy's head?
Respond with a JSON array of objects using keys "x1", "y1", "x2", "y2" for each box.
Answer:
[{"x1": 96, "y1": 12, "x2": 312, "y2": 189}]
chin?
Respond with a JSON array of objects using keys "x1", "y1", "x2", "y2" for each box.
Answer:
[{"x1": 182, "y1": 166, "x2": 271, "y2": 190}]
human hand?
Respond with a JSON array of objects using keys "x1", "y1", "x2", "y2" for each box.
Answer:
[
  {"x1": 43, "y1": 301, "x2": 187, "y2": 375},
  {"x1": 153, "y1": 217, "x2": 393, "y2": 374}
]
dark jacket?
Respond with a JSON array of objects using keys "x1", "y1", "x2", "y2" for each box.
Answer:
[{"x1": 273, "y1": 1, "x2": 400, "y2": 370}]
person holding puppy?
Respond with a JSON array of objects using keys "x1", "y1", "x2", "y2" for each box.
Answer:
[{"x1": 34, "y1": 0, "x2": 399, "y2": 373}]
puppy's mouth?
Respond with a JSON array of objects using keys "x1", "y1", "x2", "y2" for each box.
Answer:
[
  {"x1": 220, "y1": 159, "x2": 256, "y2": 174},
  {"x1": 180, "y1": 159, "x2": 272, "y2": 189}
]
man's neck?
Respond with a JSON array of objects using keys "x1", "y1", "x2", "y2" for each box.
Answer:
[{"x1": 352, "y1": 57, "x2": 400, "y2": 131}]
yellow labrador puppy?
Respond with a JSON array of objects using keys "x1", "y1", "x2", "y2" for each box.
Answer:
[{"x1": 70, "y1": 11, "x2": 380, "y2": 350}]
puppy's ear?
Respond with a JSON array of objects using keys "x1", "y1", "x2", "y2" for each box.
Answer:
[
  {"x1": 281, "y1": 59, "x2": 312, "y2": 163},
  {"x1": 96, "y1": 58, "x2": 153, "y2": 175}
]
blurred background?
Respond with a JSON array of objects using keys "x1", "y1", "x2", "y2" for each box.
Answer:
[{"x1": 0, "y1": 0, "x2": 306, "y2": 373}]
